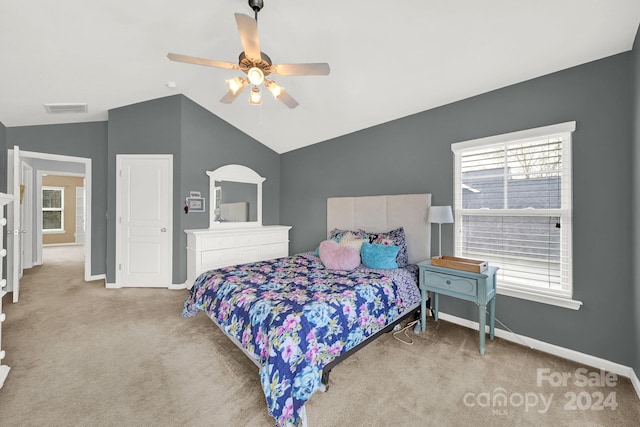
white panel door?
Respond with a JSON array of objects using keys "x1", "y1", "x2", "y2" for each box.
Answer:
[
  {"x1": 116, "y1": 155, "x2": 172, "y2": 287},
  {"x1": 6, "y1": 146, "x2": 21, "y2": 302}
]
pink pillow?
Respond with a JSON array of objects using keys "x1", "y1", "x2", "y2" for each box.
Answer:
[{"x1": 318, "y1": 240, "x2": 361, "y2": 271}]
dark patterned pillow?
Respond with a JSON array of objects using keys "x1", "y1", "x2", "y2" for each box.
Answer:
[{"x1": 368, "y1": 227, "x2": 409, "y2": 267}]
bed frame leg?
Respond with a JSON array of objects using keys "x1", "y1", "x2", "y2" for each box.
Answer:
[{"x1": 321, "y1": 369, "x2": 331, "y2": 391}]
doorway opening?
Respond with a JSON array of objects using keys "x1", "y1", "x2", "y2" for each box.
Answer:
[{"x1": 7, "y1": 148, "x2": 96, "y2": 302}]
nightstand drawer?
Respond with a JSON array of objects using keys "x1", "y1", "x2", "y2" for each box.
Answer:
[{"x1": 423, "y1": 271, "x2": 477, "y2": 296}]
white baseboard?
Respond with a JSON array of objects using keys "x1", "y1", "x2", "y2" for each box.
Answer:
[
  {"x1": 42, "y1": 243, "x2": 83, "y2": 247},
  {"x1": 86, "y1": 274, "x2": 106, "y2": 282},
  {"x1": 106, "y1": 282, "x2": 187, "y2": 290},
  {"x1": 169, "y1": 282, "x2": 188, "y2": 290},
  {"x1": 437, "y1": 311, "x2": 640, "y2": 401}
]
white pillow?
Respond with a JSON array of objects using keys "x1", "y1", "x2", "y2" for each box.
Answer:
[{"x1": 339, "y1": 231, "x2": 368, "y2": 252}]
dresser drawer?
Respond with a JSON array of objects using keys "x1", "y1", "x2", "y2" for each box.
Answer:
[
  {"x1": 201, "y1": 248, "x2": 240, "y2": 269},
  {"x1": 201, "y1": 235, "x2": 238, "y2": 250},
  {"x1": 423, "y1": 271, "x2": 477, "y2": 296},
  {"x1": 259, "y1": 230, "x2": 289, "y2": 244},
  {"x1": 237, "y1": 234, "x2": 260, "y2": 247},
  {"x1": 260, "y1": 242, "x2": 288, "y2": 260}
]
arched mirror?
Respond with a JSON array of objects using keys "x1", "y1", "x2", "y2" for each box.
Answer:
[{"x1": 207, "y1": 165, "x2": 265, "y2": 228}]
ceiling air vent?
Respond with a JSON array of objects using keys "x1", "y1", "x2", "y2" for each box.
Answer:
[{"x1": 44, "y1": 103, "x2": 88, "y2": 114}]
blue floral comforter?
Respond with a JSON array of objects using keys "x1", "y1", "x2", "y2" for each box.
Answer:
[{"x1": 183, "y1": 253, "x2": 418, "y2": 427}]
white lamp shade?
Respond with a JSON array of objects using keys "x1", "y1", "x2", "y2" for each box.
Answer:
[{"x1": 429, "y1": 206, "x2": 454, "y2": 224}]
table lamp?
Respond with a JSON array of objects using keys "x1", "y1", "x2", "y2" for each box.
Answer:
[{"x1": 428, "y1": 206, "x2": 454, "y2": 257}]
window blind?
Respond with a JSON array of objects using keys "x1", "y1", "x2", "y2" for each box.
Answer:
[{"x1": 452, "y1": 123, "x2": 574, "y2": 299}]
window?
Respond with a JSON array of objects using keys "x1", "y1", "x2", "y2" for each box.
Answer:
[
  {"x1": 452, "y1": 122, "x2": 581, "y2": 310},
  {"x1": 42, "y1": 186, "x2": 64, "y2": 232}
]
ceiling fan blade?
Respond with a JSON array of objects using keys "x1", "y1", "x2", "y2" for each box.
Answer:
[
  {"x1": 167, "y1": 53, "x2": 238, "y2": 70},
  {"x1": 234, "y1": 13, "x2": 261, "y2": 61},
  {"x1": 220, "y1": 79, "x2": 249, "y2": 104},
  {"x1": 270, "y1": 63, "x2": 330, "y2": 76},
  {"x1": 276, "y1": 90, "x2": 299, "y2": 109}
]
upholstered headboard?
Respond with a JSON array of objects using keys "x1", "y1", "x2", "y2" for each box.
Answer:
[{"x1": 327, "y1": 194, "x2": 432, "y2": 265}]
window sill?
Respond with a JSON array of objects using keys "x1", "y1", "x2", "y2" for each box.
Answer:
[
  {"x1": 497, "y1": 287, "x2": 582, "y2": 310},
  {"x1": 43, "y1": 229, "x2": 65, "y2": 234}
]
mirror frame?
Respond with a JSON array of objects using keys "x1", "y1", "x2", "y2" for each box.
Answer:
[{"x1": 207, "y1": 164, "x2": 265, "y2": 228}]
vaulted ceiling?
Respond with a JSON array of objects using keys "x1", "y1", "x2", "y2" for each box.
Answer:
[{"x1": 1, "y1": 1, "x2": 639, "y2": 153}]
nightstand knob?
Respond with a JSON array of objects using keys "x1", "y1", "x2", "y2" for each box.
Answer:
[{"x1": 446, "y1": 280, "x2": 451, "y2": 285}]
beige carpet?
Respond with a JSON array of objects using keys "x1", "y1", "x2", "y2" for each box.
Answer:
[{"x1": 0, "y1": 246, "x2": 638, "y2": 426}]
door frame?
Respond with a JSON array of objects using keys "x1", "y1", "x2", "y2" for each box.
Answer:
[
  {"x1": 21, "y1": 161, "x2": 33, "y2": 270},
  {"x1": 8, "y1": 148, "x2": 95, "y2": 283},
  {"x1": 114, "y1": 154, "x2": 173, "y2": 288}
]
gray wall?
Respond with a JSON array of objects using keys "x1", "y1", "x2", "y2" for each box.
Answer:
[
  {"x1": 107, "y1": 96, "x2": 182, "y2": 284},
  {"x1": 176, "y1": 97, "x2": 280, "y2": 283},
  {"x1": 281, "y1": 52, "x2": 635, "y2": 367},
  {"x1": 4, "y1": 121, "x2": 108, "y2": 277},
  {"x1": 632, "y1": 25, "x2": 640, "y2": 378},
  {"x1": 107, "y1": 95, "x2": 280, "y2": 284}
]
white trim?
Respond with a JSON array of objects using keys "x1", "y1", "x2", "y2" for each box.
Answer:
[
  {"x1": 15, "y1": 149, "x2": 94, "y2": 282},
  {"x1": 498, "y1": 287, "x2": 582, "y2": 310},
  {"x1": 115, "y1": 154, "x2": 173, "y2": 288},
  {"x1": 452, "y1": 122, "x2": 576, "y2": 308},
  {"x1": 451, "y1": 121, "x2": 577, "y2": 152},
  {"x1": 87, "y1": 274, "x2": 106, "y2": 282},
  {"x1": 107, "y1": 280, "x2": 184, "y2": 290},
  {"x1": 42, "y1": 185, "x2": 65, "y2": 232},
  {"x1": 436, "y1": 312, "x2": 640, "y2": 401},
  {"x1": 42, "y1": 242, "x2": 82, "y2": 247}
]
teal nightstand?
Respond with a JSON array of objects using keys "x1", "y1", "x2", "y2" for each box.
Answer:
[{"x1": 418, "y1": 260, "x2": 499, "y2": 355}]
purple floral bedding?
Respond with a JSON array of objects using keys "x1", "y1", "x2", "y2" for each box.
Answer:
[{"x1": 183, "y1": 252, "x2": 419, "y2": 427}]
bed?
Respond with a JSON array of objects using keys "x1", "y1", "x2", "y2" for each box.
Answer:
[{"x1": 183, "y1": 194, "x2": 431, "y2": 426}]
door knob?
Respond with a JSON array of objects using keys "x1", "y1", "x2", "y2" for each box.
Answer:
[{"x1": 160, "y1": 228, "x2": 167, "y2": 232}]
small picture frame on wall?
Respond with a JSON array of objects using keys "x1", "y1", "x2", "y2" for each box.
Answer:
[{"x1": 186, "y1": 197, "x2": 205, "y2": 213}]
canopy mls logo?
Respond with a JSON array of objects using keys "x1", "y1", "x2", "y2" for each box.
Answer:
[{"x1": 463, "y1": 367, "x2": 618, "y2": 416}]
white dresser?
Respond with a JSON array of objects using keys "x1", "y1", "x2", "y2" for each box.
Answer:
[
  {"x1": 185, "y1": 225, "x2": 291, "y2": 286},
  {"x1": 0, "y1": 192, "x2": 14, "y2": 388}
]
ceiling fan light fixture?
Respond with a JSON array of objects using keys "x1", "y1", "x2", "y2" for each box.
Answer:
[
  {"x1": 264, "y1": 79, "x2": 283, "y2": 98},
  {"x1": 249, "y1": 86, "x2": 262, "y2": 105},
  {"x1": 226, "y1": 77, "x2": 246, "y2": 95},
  {"x1": 247, "y1": 67, "x2": 264, "y2": 85}
]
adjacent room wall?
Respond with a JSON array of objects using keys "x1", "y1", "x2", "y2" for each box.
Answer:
[
  {"x1": 4, "y1": 121, "x2": 108, "y2": 277},
  {"x1": 42, "y1": 175, "x2": 84, "y2": 245},
  {"x1": 281, "y1": 52, "x2": 635, "y2": 367}
]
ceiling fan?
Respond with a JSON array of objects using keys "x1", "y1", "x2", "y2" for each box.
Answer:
[{"x1": 167, "y1": 0, "x2": 330, "y2": 109}]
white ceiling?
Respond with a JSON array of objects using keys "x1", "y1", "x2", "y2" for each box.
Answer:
[{"x1": 1, "y1": 1, "x2": 639, "y2": 154}]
